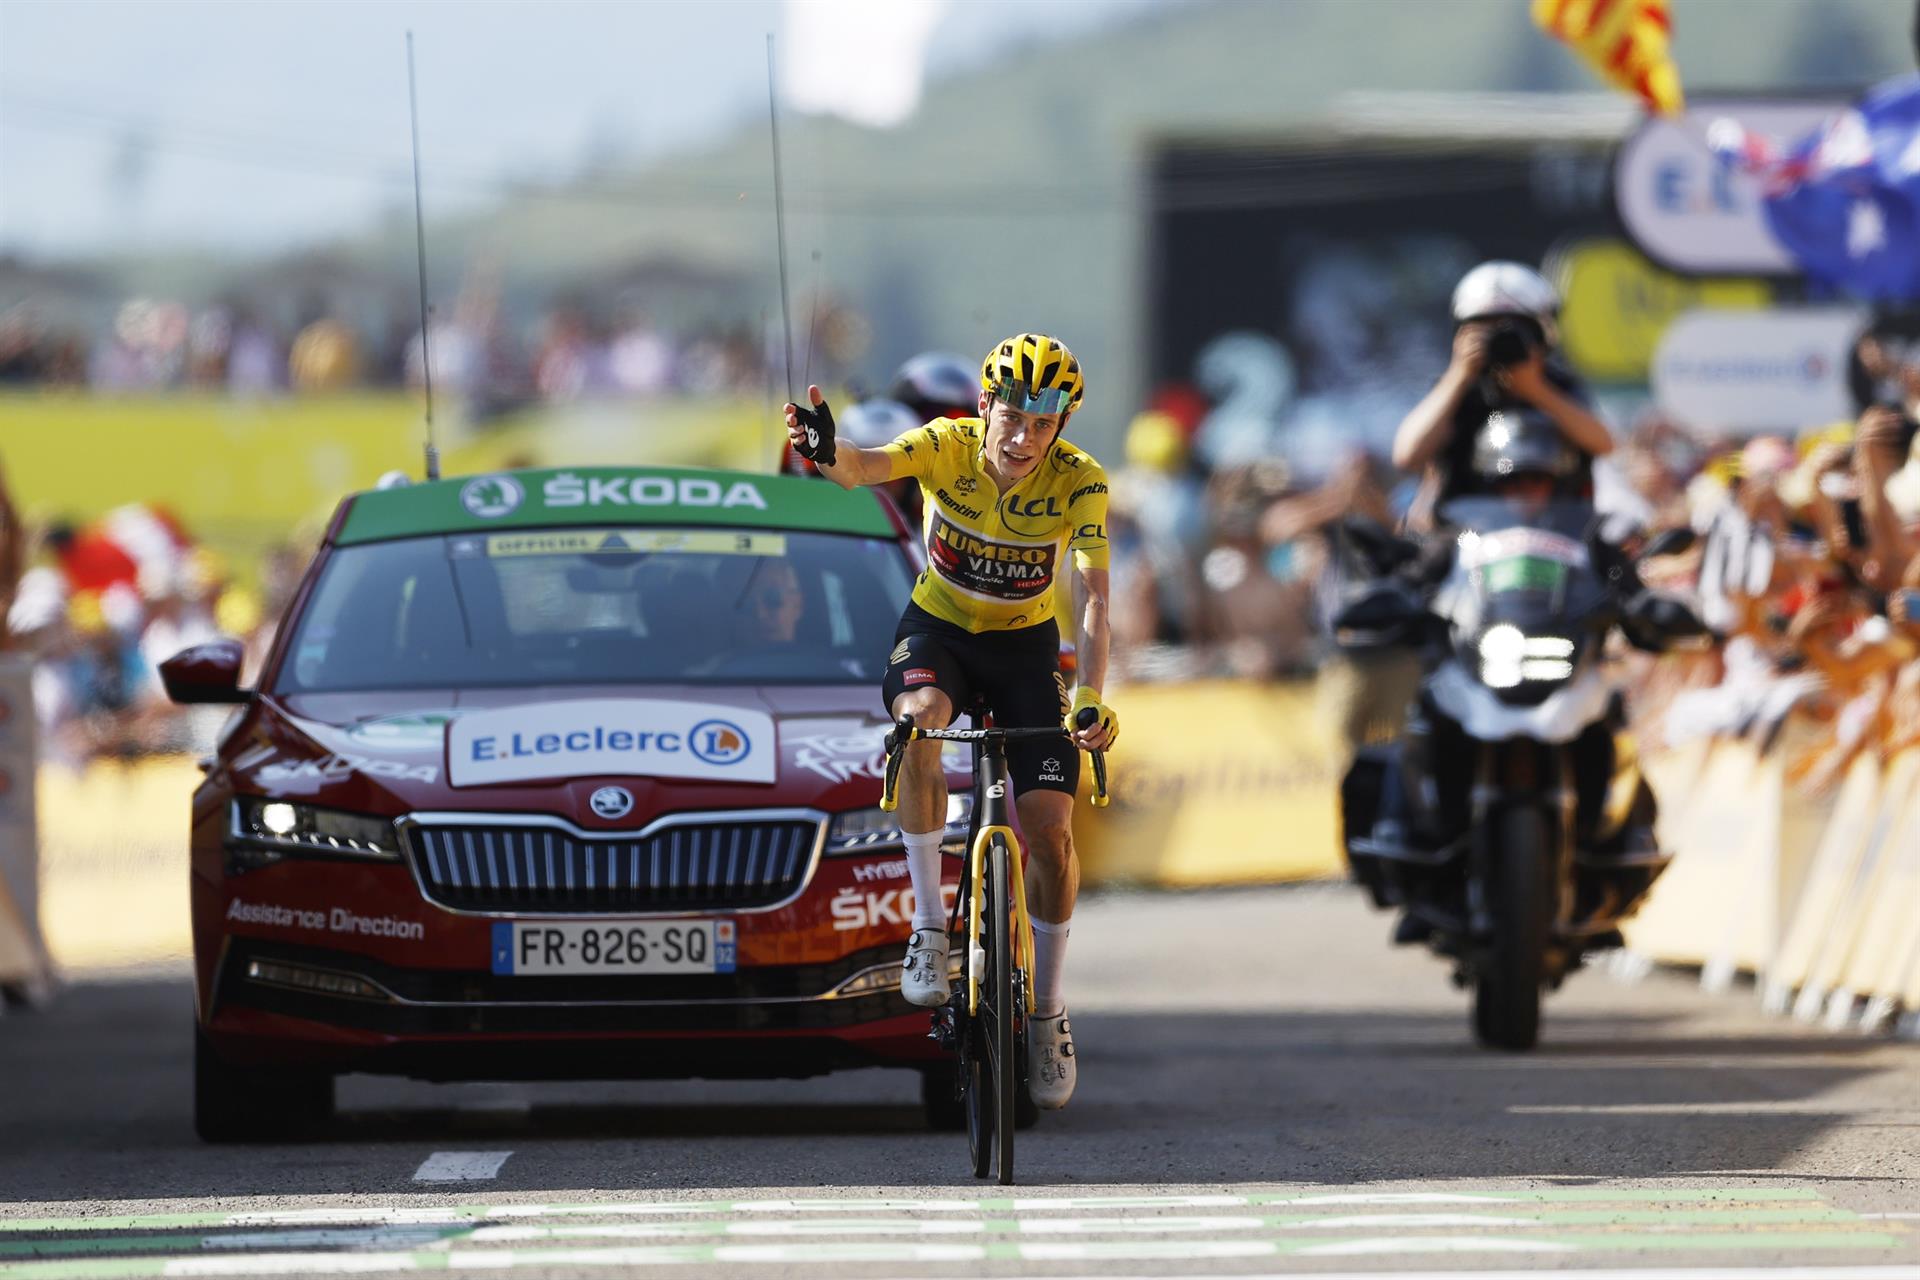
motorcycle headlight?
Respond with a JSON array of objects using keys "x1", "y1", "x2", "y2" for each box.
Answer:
[
  {"x1": 231, "y1": 798, "x2": 400, "y2": 867},
  {"x1": 828, "y1": 792, "x2": 974, "y2": 855},
  {"x1": 1476, "y1": 624, "x2": 1577, "y2": 690}
]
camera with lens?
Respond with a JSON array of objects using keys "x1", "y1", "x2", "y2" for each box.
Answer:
[{"x1": 1484, "y1": 316, "x2": 1544, "y2": 369}]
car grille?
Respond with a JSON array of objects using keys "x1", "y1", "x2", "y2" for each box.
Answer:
[{"x1": 403, "y1": 818, "x2": 821, "y2": 914}]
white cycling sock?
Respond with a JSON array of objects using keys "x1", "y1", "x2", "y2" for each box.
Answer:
[
  {"x1": 1030, "y1": 916, "x2": 1070, "y2": 1018},
  {"x1": 904, "y1": 829, "x2": 946, "y2": 932}
]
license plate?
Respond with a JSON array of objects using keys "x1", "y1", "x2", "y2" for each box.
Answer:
[{"x1": 490, "y1": 920, "x2": 736, "y2": 976}]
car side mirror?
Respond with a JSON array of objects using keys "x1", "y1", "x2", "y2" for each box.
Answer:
[
  {"x1": 1332, "y1": 580, "x2": 1426, "y2": 647},
  {"x1": 1340, "y1": 516, "x2": 1419, "y2": 575},
  {"x1": 1623, "y1": 592, "x2": 1712, "y2": 652},
  {"x1": 159, "y1": 637, "x2": 252, "y2": 705}
]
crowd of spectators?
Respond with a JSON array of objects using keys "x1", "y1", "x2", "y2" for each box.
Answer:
[
  {"x1": 1106, "y1": 327, "x2": 1920, "y2": 801},
  {"x1": 0, "y1": 276, "x2": 861, "y2": 407},
  {"x1": 3, "y1": 496, "x2": 306, "y2": 768}
]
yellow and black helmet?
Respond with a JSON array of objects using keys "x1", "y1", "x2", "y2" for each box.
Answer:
[{"x1": 981, "y1": 332, "x2": 1086, "y2": 417}]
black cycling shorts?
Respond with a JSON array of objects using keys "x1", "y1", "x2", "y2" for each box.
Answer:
[{"x1": 880, "y1": 603, "x2": 1077, "y2": 796}]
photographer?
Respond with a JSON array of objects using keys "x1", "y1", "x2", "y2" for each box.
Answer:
[{"x1": 1392, "y1": 261, "x2": 1612, "y2": 524}]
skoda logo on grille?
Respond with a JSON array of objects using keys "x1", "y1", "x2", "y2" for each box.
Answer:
[{"x1": 588, "y1": 785, "x2": 634, "y2": 820}]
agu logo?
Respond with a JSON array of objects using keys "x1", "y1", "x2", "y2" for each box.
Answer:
[
  {"x1": 460, "y1": 475, "x2": 524, "y2": 519},
  {"x1": 690, "y1": 719, "x2": 751, "y2": 766}
]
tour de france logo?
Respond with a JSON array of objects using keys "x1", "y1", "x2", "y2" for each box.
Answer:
[
  {"x1": 460, "y1": 475, "x2": 525, "y2": 519},
  {"x1": 690, "y1": 719, "x2": 752, "y2": 767}
]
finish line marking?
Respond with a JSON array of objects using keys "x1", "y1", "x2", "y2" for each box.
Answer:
[
  {"x1": 411, "y1": 1153, "x2": 511, "y2": 1184},
  {"x1": 0, "y1": 1232, "x2": 1906, "y2": 1277},
  {"x1": 0, "y1": 1185, "x2": 1829, "y2": 1234},
  {"x1": 4, "y1": 1208, "x2": 1871, "y2": 1259}
]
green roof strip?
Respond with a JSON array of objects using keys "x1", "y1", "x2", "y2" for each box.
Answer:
[{"x1": 336, "y1": 467, "x2": 896, "y2": 544}]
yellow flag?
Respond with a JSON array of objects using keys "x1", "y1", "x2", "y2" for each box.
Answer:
[{"x1": 1532, "y1": 0, "x2": 1684, "y2": 117}]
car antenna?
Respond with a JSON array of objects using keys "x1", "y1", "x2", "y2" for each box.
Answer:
[
  {"x1": 406, "y1": 31, "x2": 441, "y2": 483},
  {"x1": 766, "y1": 32, "x2": 797, "y2": 468}
]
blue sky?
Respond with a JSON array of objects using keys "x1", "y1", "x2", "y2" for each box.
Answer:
[{"x1": 0, "y1": 0, "x2": 1169, "y2": 259}]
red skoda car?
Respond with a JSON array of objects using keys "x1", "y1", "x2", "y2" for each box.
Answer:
[{"x1": 164, "y1": 466, "x2": 972, "y2": 1141}]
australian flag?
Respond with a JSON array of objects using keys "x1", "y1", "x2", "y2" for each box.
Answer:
[{"x1": 1713, "y1": 74, "x2": 1920, "y2": 301}]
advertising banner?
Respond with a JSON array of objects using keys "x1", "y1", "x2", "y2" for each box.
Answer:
[
  {"x1": 448, "y1": 699, "x2": 779, "y2": 787},
  {"x1": 1073, "y1": 681, "x2": 1342, "y2": 887},
  {"x1": 1651, "y1": 307, "x2": 1865, "y2": 432},
  {"x1": 1614, "y1": 99, "x2": 1842, "y2": 274}
]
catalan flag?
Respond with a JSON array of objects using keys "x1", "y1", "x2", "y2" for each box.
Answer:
[{"x1": 1532, "y1": 0, "x2": 1684, "y2": 117}]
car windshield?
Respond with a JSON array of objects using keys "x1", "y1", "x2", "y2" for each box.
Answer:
[{"x1": 276, "y1": 527, "x2": 915, "y2": 692}]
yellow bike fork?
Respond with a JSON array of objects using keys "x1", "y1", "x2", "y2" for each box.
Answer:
[{"x1": 966, "y1": 824, "x2": 1034, "y2": 1017}]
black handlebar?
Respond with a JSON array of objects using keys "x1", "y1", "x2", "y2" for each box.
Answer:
[{"x1": 880, "y1": 712, "x2": 1111, "y2": 811}]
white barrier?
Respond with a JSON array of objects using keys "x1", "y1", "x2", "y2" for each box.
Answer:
[{"x1": 0, "y1": 655, "x2": 50, "y2": 1000}]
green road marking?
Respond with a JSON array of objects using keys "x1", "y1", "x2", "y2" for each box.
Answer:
[
  {"x1": 0, "y1": 1184, "x2": 1833, "y2": 1235},
  {"x1": 0, "y1": 1204, "x2": 1874, "y2": 1258},
  {"x1": 0, "y1": 1229, "x2": 1909, "y2": 1278}
]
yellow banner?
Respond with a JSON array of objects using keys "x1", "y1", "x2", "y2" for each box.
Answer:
[{"x1": 1075, "y1": 681, "x2": 1342, "y2": 887}]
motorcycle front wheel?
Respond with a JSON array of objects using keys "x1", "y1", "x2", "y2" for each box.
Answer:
[{"x1": 1473, "y1": 806, "x2": 1551, "y2": 1051}]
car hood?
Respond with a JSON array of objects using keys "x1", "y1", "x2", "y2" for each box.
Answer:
[{"x1": 225, "y1": 684, "x2": 959, "y2": 828}]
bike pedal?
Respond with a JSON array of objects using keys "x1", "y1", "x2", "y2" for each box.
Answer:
[{"x1": 928, "y1": 1004, "x2": 959, "y2": 1051}]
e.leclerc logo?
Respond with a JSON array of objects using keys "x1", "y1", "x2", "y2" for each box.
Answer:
[
  {"x1": 460, "y1": 474, "x2": 525, "y2": 519},
  {"x1": 447, "y1": 700, "x2": 776, "y2": 788},
  {"x1": 690, "y1": 719, "x2": 751, "y2": 767}
]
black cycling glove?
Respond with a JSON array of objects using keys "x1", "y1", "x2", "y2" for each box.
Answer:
[{"x1": 792, "y1": 397, "x2": 838, "y2": 468}]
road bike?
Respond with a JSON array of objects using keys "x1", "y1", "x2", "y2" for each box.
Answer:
[{"x1": 881, "y1": 703, "x2": 1107, "y2": 1184}]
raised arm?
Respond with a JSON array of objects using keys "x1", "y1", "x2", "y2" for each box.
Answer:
[
  {"x1": 783, "y1": 385, "x2": 900, "y2": 490},
  {"x1": 1393, "y1": 325, "x2": 1488, "y2": 471}
]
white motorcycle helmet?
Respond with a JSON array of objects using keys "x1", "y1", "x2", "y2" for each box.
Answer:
[{"x1": 1451, "y1": 261, "x2": 1560, "y2": 336}]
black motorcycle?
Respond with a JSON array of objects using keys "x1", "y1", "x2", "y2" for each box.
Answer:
[{"x1": 1336, "y1": 496, "x2": 1705, "y2": 1050}]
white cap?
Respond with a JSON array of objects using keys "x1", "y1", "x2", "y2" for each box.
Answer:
[{"x1": 1452, "y1": 261, "x2": 1560, "y2": 324}]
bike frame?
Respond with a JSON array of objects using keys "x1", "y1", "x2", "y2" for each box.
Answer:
[{"x1": 951, "y1": 722, "x2": 1036, "y2": 1019}]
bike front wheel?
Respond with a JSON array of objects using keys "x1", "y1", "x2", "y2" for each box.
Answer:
[{"x1": 986, "y1": 834, "x2": 1018, "y2": 1183}]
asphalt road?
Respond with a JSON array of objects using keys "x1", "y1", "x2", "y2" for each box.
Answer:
[{"x1": 3, "y1": 884, "x2": 1920, "y2": 1278}]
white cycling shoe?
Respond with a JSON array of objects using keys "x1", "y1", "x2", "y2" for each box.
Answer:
[
  {"x1": 901, "y1": 928, "x2": 951, "y2": 1008},
  {"x1": 1027, "y1": 1010, "x2": 1077, "y2": 1109}
]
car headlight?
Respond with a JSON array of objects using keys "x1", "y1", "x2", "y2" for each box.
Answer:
[
  {"x1": 231, "y1": 798, "x2": 400, "y2": 866},
  {"x1": 828, "y1": 792, "x2": 974, "y2": 855},
  {"x1": 1476, "y1": 624, "x2": 1577, "y2": 689}
]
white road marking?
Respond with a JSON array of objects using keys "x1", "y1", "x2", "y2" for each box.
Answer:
[
  {"x1": 1510, "y1": 1103, "x2": 1869, "y2": 1115},
  {"x1": 991, "y1": 1271, "x2": 1920, "y2": 1280},
  {"x1": 411, "y1": 1151, "x2": 512, "y2": 1183},
  {"x1": 1294, "y1": 1235, "x2": 1580, "y2": 1256}
]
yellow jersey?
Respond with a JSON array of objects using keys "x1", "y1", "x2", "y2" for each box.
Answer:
[{"x1": 880, "y1": 417, "x2": 1110, "y2": 634}]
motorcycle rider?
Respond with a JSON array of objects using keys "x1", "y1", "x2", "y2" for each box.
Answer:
[
  {"x1": 1393, "y1": 261, "x2": 1613, "y2": 522},
  {"x1": 1339, "y1": 263, "x2": 1614, "y2": 848}
]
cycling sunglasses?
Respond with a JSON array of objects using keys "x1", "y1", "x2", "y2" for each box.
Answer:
[{"x1": 988, "y1": 379, "x2": 1073, "y2": 416}]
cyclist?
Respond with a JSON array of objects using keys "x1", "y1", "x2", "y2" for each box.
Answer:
[{"x1": 785, "y1": 333, "x2": 1118, "y2": 1110}]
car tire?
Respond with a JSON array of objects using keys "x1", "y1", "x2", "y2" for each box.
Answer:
[
  {"x1": 194, "y1": 1027, "x2": 335, "y2": 1144},
  {"x1": 919, "y1": 1063, "x2": 966, "y2": 1132}
]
